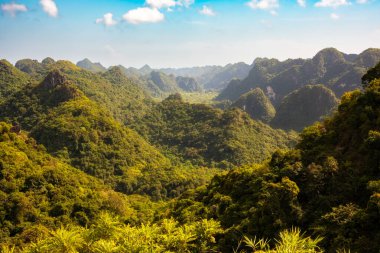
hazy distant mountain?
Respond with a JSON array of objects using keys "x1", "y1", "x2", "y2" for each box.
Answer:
[
  {"x1": 216, "y1": 48, "x2": 380, "y2": 103},
  {"x1": 175, "y1": 76, "x2": 202, "y2": 92},
  {"x1": 159, "y1": 65, "x2": 223, "y2": 81},
  {"x1": 204, "y1": 62, "x2": 252, "y2": 90},
  {"x1": 159, "y1": 63, "x2": 252, "y2": 91},
  {"x1": 76, "y1": 58, "x2": 107, "y2": 72}
]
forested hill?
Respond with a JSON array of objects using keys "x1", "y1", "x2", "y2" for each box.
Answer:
[
  {"x1": 217, "y1": 48, "x2": 380, "y2": 103},
  {"x1": 172, "y1": 61, "x2": 380, "y2": 252},
  {"x1": 132, "y1": 93, "x2": 298, "y2": 167}
]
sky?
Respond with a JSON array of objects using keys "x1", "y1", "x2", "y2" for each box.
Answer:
[{"x1": 0, "y1": 0, "x2": 379, "y2": 68}]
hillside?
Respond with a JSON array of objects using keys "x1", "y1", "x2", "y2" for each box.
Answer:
[
  {"x1": 172, "y1": 63, "x2": 380, "y2": 252},
  {"x1": 204, "y1": 62, "x2": 252, "y2": 90},
  {"x1": 133, "y1": 94, "x2": 297, "y2": 167},
  {"x1": 0, "y1": 121, "x2": 163, "y2": 247},
  {"x1": 0, "y1": 60, "x2": 30, "y2": 101},
  {"x1": 231, "y1": 88, "x2": 276, "y2": 123},
  {"x1": 76, "y1": 58, "x2": 107, "y2": 73},
  {"x1": 217, "y1": 48, "x2": 380, "y2": 103},
  {"x1": 271, "y1": 85, "x2": 339, "y2": 131},
  {"x1": 14, "y1": 60, "x2": 151, "y2": 124}
]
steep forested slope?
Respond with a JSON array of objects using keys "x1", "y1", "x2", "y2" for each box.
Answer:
[
  {"x1": 0, "y1": 122, "x2": 162, "y2": 247},
  {"x1": 272, "y1": 85, "x2": 339, "y2": 130},
  {"x1": 217, "y1": 48, "x2": 380, "y2": 103},
  {"x1": 133, "y1": 94, "x2": 297, "y2": 167},
  {"x1": 13, "y1": 60, "x2": 151, "y2": 124},
  {"x1": 231, "y1": 88, "x2": 276, "y2": 123},
  {"x1": 0, "y1": 60, "x2": 30, "y2": 101},
  {"x1": 173, "y1": 63, "x2": 380, "y2": 252}
]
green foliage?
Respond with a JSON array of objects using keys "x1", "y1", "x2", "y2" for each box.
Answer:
[
  {"x1": 272, "y1": 85, "x2": 339, "y2": 131},
  {"x1": 232, "y1": 88, "x2": 276, "y2": 123},
  {"x1": 0, "y1": 60, "x2": 30, "y2": 101},
  {"x1": 0, "y1": 122, "x2": 164, "y2": 247},
  {"x1": 172, "y1": 64, "x2": 380, "y2": 252},
  {"x1": 241, "y1": 228, "x2": 323, "y2": 253},
  {"x1": 14, "y1": 214, "x2": 223, "y2": 253},
  {"x1": 133, "y1": 94, "x2": 297, "y2": 167},
  {"x1": 13, "y1": 60, "x2": 150, "y2": 124}
]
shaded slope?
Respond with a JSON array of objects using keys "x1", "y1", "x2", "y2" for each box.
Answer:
[
  {"x1": 231, "y1": 88, "x2": 276, "y2": 123},
  {"x1": 217, "y1": 48, "x2": 380, "y2": 103},
  {"x1": 272, "y1": 85, "x2": 339, "y2": 131}
]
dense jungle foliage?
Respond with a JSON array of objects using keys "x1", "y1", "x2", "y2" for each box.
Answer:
[{"x1": 0, "y1": 57, "x2": 379, "y2": 252}]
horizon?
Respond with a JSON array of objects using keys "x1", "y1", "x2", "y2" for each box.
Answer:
[
  {"x1": 1, "y1": 0, "x2": 379, "y2": 68},
  {"x1": 4, "y1": 46, "x2": 377, "y2": 69}
]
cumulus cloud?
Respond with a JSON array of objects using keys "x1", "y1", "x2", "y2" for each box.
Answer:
[
  {"x1": 356, "y1": 0, "x2": 367, "y2": 3},
  {"x1": 297, "y1": 0, "x2": 306, "y2": 7},
  {"x1": 1, "y1": 2, "x2": 27, "y2": 16},
  {"x1": 330, "y1": 12, "x2": 340, "y2": 19},
  {"x1": 123, "y1": 7, "x2": 164, "y2": 24},
  {"x1": 315, "y1": 0, "x2": 349, "y2": 8},
  {"x1": 96, "y1": 13, "x2": 117, "y2": 26},
  {"x1": 40, "y1": 0, "x2": 58, "y2": 17},
  {"x1": 146, "y1": 0, "x2": 176, "y2": 9},
  {"x1": 199, "y1": 5, "x2": 215, "y2": 16},
  {"x1": 247, "y1": 0, "x2": 279, "y2": 10}
]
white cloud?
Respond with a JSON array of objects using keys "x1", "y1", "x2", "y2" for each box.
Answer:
[
  {"x1": 146, "y1": 0, "x2": 176, "y2": 9},
  {"x1": 270, "y1": 10, "x2": 278, "y2": 15},
  {"x1": 1, "y1": 3, "x2": 27, "y2": 16},
  {"x1": 315, "y1": 0, "x2": 349, "y2": 8},
  {"x1": 247, "y1": 0, "x2": 279, "y2": 10},
  {"x1": 96, "y1": 13, "x2": 117, "y2": 26},
  {"x1": 330, "y1": 12, "x2": 340, "y2": 19},
  {"x1": 177, "y1": 0, "x2": 194, "y2": 8},
  {"x1": 123, "y1": 7, "x2": 164, "y2": 24},
  {"x1": 356, "y1": 0, "x2": 368, "y2": 3},
  {"x1": 199, "y1": 5, "x2": 215, "y2": 16},
  {"x1": 40, "y1": 0, "x2": 58, "y2": 17},
  {"x1": 297, "y1": 0, "x2": 306, "y2": 7}
]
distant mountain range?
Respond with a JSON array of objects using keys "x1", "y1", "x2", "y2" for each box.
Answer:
[
  {"x1": 217, "y1": 48, "x2": 380, "y2": 103},
  {"x1": 75, "y1": 59, "x2": 252, "y2": 92}
]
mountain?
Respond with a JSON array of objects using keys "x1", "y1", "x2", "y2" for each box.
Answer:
[
  {"x1": 172, "y1": 63, "x2": 380, "y2": 252},
  {"x1": 0, "y1": 62, "x2": 218, "y2": 202},
  {"x1": 14, "y1": 60, "x2": 150, "y2": 124},
  {"x1": 0, "y1": 67, "x2": 168, "y2": 181},
  {"x1": 217, "y1": 48, "x2": 380, "y2": 103},
  {"x1": 76, "y1": 58, "x2": 107, "y2": 73},
  {"x1": 271, "y1": 85, "x2": 339, "y2": 131},
  {"x1": 231, "y1": 88, "x2": 276, "y2": 123},
  {"x1": 159, "y1": 65, "x2": 223, "y2": 83},
  {"x1": 14, "y1": 58, "x2": 55, "y2": 79},
  {"x1": 175, "y1": 76, "x2": 202, "y2": 92},
  {"x1": 0, "y1": 60, "x2": 30, "y2": 100},
  {"x1": 159, "y1": 63, "x2": 252, "y2": 91},
  {"x1": 204, "y1": 62, "x2": 252, "y2": 90},
  {"x1": 132, "y1": 93, "x2": 297, "y2": 167}
]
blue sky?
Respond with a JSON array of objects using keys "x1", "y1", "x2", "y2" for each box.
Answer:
[{"x1": 0, "y1": 0, "x2": 379, "y2": 68}]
